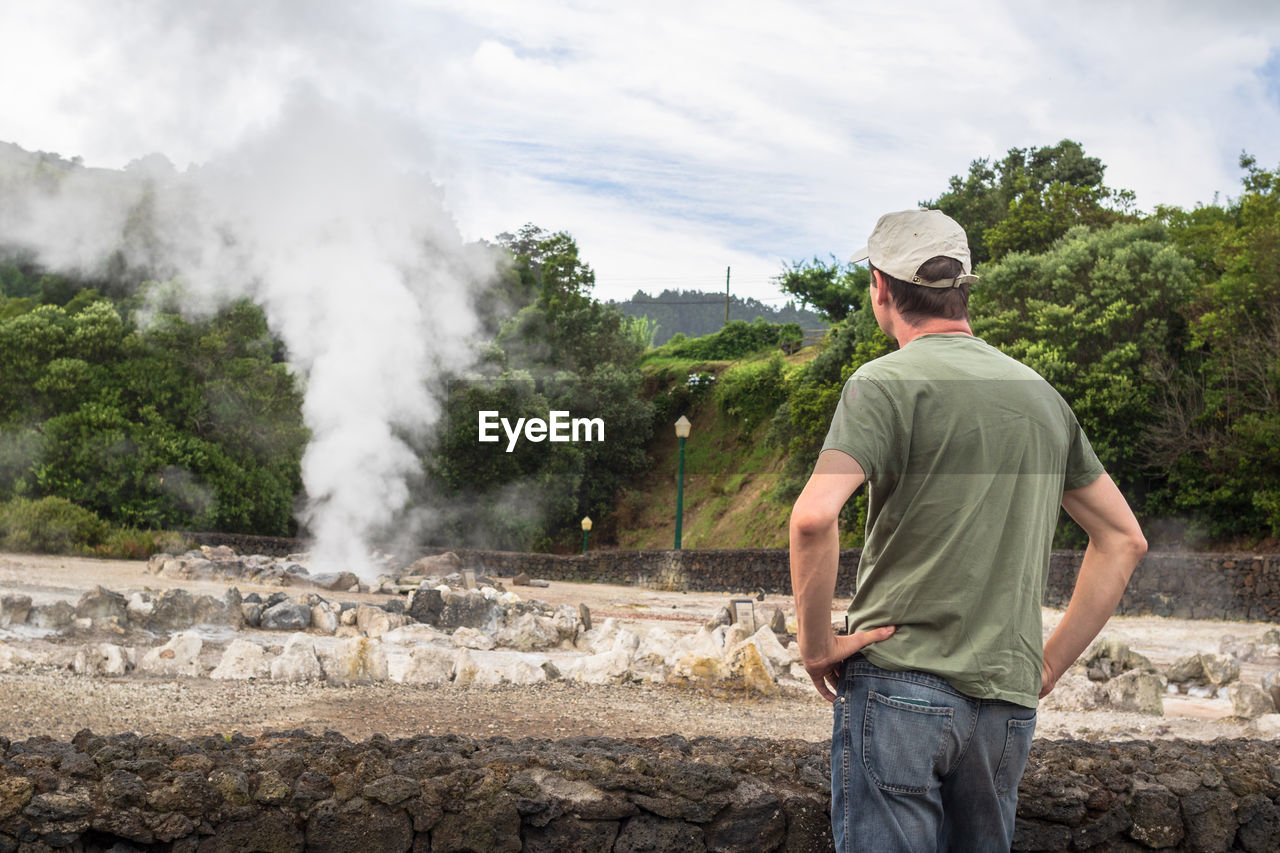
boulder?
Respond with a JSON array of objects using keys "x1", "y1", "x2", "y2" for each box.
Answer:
[
  {"x1": 467, "y1": 650, "x2": 549, "y2": 686},
  {"x1": 261, "y1": 600, "x2": 312, "y2": 632},
  {"x1": 553, "y1": 604, "x2": 581, "y2": 644},
  {"x1": 497, "y1": 613, "x2": 560, "y2": 651},
  {"x1": 724, "y1": 642, "x2": 778, "y2": 695},
  {"x1": 1166, "y1": 655, "x2": 1205, "y2": 684},
  {"x1": 194, "y1": 593, "x2": 239, "y2": 627},
  {"x1": 1220, "y1": 635, "x2": 1258, "y2": 662},
  {"x1": 72, "y1": 643, "x2": 131, "y2": 677},
  {"x1": 741, "y1": 625, "x2": 797, "y2": 674},
  {"x1": 768, "y1": 607, "x2": 788, "y2": 635},
  {"x1": 149, "y1": 588, "x2": 196, "y2": 631},
  {"x1": 139, "y1": 631, "x2": 204, "y2": 677},
  {"x1": 1041, "y1": 671, "x2": 1108, "y2": 711},
  {"x1": 75, "y1": 586, "x2": 128, "y2": 625},
  {"x1": 126, "y1": 592, "x2": 154, "y2": 622},
  {"x1": 380, "y1": 624, "x2": 448, "y2": 645},
  {"x1": 673, "y1": 626, "x2": 725, "y2": 662},
  {"x1": 0, "y1": 594, "x2": 31, "y2": 626},
  {"x1": 1228, "y1": 682, "x2": 1276, "y2": 719},
  {"x1": 406, "y1": 587, "x2": 444, "y2": 625},
  {"x1": 1254, "y1": 713, "x2": 1280, "y2": 737},
  {"x1": 1200, "y1": 653, "x2": 1241, "y2": 687},
  {"x1": 271, "y1": 634, "x2": 324, "y2": 682},
  {"x1": 452, "y1": 627, "x2": 496, "y2": 650},
  {"x1": 512, "y1": 572, "x2": 531, "y2": 586},
  {"x1": 564, "y1": 648, "x2": 633, "y2": 685},
  {"x1": 705, "y1": 606, "x2": 732, "y2": 632},
  {"x1": 310, "y1": 572, "x2": 360, "y2": 592},
  {"x1": 438, "y1": 591, "x2": 503, "y2": 632},
  {"x1": 668, "y1": 653, "x2": 728, "y2": 688},
  {"x1": 29, "y1": 600, "x2": 75, "y2": 631},
  {"x1": 1263, "y1": 670, "x2": 1280, "y2": 710},
  {"x1": 451, "y1": 647, "x2": 480, "y2": 686},
  {"x1": 323, "y1": 637, "x2": 389, "y2": 684},
  {"x1": 241, "y1": 602, "x2": 263, "y2": 628},
  {"x1": 578, "y1": 602, "x2": 592, "y2": 632},
  {"x1": 355, "y1": 604, "x2": 407, "y2": 639},
  {"x1": 398, "y1": 645, "x2": 455, "y2": 685},
  {"x1": 1105, "y1": 670, "x2": 1164, "y2": 715},
  {"x1": 586, "y1": 618, "x2": 622, "y2": 654},
  {"x1": 211, "y1": 640, "x2": 270, "y2": 680},
  {"x1": 311, "y1": 603, "x2": 340, "y2": 635}
]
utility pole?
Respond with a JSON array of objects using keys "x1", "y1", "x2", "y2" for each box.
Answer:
[{"x1": 723, "y1": 266, "x2": 731, "y2": 327}]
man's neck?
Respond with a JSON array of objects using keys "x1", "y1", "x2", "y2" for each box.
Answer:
[{"x1": 892, "y1": 318, "x2": 973, "y2": 348}]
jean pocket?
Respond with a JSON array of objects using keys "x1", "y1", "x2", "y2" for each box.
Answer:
[
  {"x1": 862, "y1": 691, "x2": 955, "y2": 795},
  {"x1": 995, "y1": 713, "x2": 1037, "y2": 795}
]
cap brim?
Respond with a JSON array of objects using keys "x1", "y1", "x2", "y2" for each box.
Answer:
[{"x1": 848, "y1": 245, "x2": 870, "y2": 265}]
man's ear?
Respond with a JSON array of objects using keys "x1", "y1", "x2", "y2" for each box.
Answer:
[{"x1": 870, "y1": 270, "x2": 891, "y2": 307}]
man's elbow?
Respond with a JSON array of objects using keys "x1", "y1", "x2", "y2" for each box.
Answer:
[{"x1": 789, "y1": 505, "x2": 836, "y2": 541}]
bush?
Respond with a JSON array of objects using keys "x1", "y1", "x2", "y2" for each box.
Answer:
[
  {"x1": 653, "y1": 319, "x2": 792, "y2": 360},
  {"x1": 715, "y1": 355, "x2": 788, "y2": 434},
  {"x1": 0, "y1": 496, "x2": 109, "y2": 553}
]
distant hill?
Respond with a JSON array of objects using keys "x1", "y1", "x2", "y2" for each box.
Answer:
[{"x1": 609, "y1": 289, "x2": 827, "y2": 345}]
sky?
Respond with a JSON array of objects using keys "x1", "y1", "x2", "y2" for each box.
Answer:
[{"x1": 4, "y1": 1, "x2": 1280, "y2": 305}]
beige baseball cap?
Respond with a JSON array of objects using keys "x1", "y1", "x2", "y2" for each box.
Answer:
[{"x1": 849, "y1": 209, "x2": 979, "y2": 289}]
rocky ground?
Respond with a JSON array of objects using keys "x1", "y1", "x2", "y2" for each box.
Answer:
[{"x1": 3, "y1": 550, "x2": 1280, "y2": 745}]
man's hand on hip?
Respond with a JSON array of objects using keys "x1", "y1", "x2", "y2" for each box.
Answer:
[{"x1": 803, "y1": 625, "x2": 895, "y2": 702}]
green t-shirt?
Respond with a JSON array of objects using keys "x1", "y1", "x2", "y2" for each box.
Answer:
[{"x1": 822, "y1": 334, "x2": 1104, "y2": 707}]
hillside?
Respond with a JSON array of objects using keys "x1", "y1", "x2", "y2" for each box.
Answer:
[
  {"x1": 609, "y1": 289, "x2": 826, "y2": 345},
  {"x1": 610, "y1": 345, "x2": 823, "y2": 551}
]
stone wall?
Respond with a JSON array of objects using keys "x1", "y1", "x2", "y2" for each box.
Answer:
[
  {"x1": 1, "y1": 730, "x2": 1277, "y2": 852},
  {"x1": 185, "y1": 536, "x2": 1280, "y2": 622}
]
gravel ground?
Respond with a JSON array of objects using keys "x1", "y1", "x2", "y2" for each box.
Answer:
[{"x1": 2, "y1": 551, "x2": 1278, "y2": 744}]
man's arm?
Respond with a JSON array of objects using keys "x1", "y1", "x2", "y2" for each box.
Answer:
[
  {"x1": 789, "y1": 449, "x2": 895, "y2": 702},
  {"x1": 1040, "y1": 472, "x2": 1147, "y2": 697}
]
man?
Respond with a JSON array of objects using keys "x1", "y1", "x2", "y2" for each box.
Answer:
[{"x1": 789, "y1": 209, "x2": 1146, "y2": 851}]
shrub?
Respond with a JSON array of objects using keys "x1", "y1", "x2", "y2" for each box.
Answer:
[
  {"x1": 0, "y1": 496, "x2": 109, "y2": 553},
  {"x1": 715, "y1": 355, "x2": 788, "y2": 434}
]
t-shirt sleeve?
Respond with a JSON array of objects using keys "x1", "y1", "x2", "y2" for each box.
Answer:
[
  {"x1": 1064, "y1": 420, "x2": 1105, "y2": 490},
  {"x1": 820, "y1": 375, "x2": 898, "y2": 477}
]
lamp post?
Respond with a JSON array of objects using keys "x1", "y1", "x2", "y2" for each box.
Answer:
[
  {"x1": 674, "y1": 416, "x2": 691, "y2": 550},
  {"x1": 581, "y1": 516, "x2": 592, "y2": 553}
]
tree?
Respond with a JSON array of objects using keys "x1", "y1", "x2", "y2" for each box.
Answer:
[
  {"x1": 925, "y1": 139, "x2": 1134, "y2": 265},
  {"x1": 775, "y1": 255, "x2": 864, "y2": 322}
]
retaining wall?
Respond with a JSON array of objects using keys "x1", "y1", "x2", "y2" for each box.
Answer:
[{"x1": 1, "y1": 731, "x2": 1277, "y2": 852}]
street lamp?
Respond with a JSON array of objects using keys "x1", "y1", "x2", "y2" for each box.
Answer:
[
  {"x1": 581, "y1": 516, "x2": 592, "y2": 553},
  {"x1": 674, "y1": 416, "x2": 691, "y2": 550}
]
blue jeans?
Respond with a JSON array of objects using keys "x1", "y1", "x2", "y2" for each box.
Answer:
[{"x1": 831, "y1": 654, "x2": 1036, "y2": 852}]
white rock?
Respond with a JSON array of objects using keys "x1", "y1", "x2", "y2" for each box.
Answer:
[
  {"x1": 1105, "y1": 670, "x2": 1164, "y2": 715},
  {"x1": 339, "y1": 607, "x2": 358, "y2": 627},
  {"x1": 355, "y1": 604, "x2": 407, "y2": 639},
  {"x1": 1041, "y1": 672, "x2": 1108, "y2": 711},
  {"x1": 467, "y1": 650, "x2": 548, "y2": 686},
  {"x1": 73, "y1": 643, "x2": 130, "y2": 677},
  {"x1": 270, "y1": 633, "x2": 324, "y2": 682},
  {"x1": 480, "y1": 586, "x2": 500, "y2": 600},
  {"x1": 743, "y1": 625, "x2": 797, "y2": 672},
  {"x1": 635, "y1": 628, "x2": 679, "y2": 666},
  {"x1": 1254, "y1": 713, "x2": 1280, "y2": 737},
  {"x1": 452, "y1": 626, "x2": 496, "y2": 650},
  {"x1": 668, "y1": 653, "x2": 728, "y2": 686},
  {"x1": 1228, "y1": 682, "x2": 1276, "y2": 719},
  {"x1": 722, "y1": 623, "x2": 750, "y2": 651},
  {"x1": 210, "y1": 640, "x2": 269, "y2": 680},
  {"x1": 139, "y1": 631, "x2": 203, "y2": 678},
  {"x1": 499, "y1": 591, "x2": 521, "y2": 605},
  {"x1": 399, "y1": 644, "x2": 456, "y2": 685},
  {"x1": 552, "y1": 604, "x2": 581, "y2": 644},
  {"x1": 310, "y1": 604, "x2": 339, "y2": 635},
  {"x1": 497, "y1": 613, "x2": 561, "y2": 651},
  {"x1": 452, "y1": 647, "x2": 479, "y2": 686},
  {"x1": 126, "y1": 593, "x2": 154, "y2": 618},
  {"x1": 673, "y1": 627, "x2": 724, "y2": 661},
  {"x1": 382, "y1": 624, "x2": 449, "y2": 645},
  {"x1": 611, "y1": 628, "x2": 641, "y2": 656},
  {"x1": 563, "y1": 648, "x2": 633, "y2": 684},
  {"x1": 585, "y1": 618, "x2": 620, "y2": 653},
  {"x1": 323, "y1": 637, "x2": 388, "y2": 684}
]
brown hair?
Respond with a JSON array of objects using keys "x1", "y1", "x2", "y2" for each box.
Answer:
[{"x1": 871, "y1": 256, "x2": 970, "y2": 323}]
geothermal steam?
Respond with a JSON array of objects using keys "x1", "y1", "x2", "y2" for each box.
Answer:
[{"x1": 0, "y1": 99, "x2": 492, "y2": 580}]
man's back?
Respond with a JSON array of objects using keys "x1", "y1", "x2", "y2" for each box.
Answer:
[{"x1": 822, "y1": 334, "x2": 1103, "y2": 706}]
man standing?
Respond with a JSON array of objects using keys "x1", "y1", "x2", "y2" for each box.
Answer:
[{"x1": 789, "y1": 209, "x2": 1146, "y2": 851}]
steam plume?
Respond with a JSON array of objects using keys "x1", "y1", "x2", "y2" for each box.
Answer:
[{"x1": 0, "y1": 94, "x2": 495, "y2": 580}]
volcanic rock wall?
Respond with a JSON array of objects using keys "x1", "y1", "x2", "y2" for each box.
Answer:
[{"x1": 1, "y1": 732, "x2": 1278, "y2": 852}]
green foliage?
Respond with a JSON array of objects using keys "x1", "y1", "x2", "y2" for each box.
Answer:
[
  {"x1": 648, "y1": 318, "x2": 795, "y2": 361},
  {"x1": 0, "y1": 496, "x2": 108, "y2": 553},
  {"x1": 714, "y1": 355, "x2": 789, "y2": 435},
  {"x1": 611, "y1": 289, "x2": 825, "y2": 346},
  {"x1": 973, "y1": 220, "x2": 1196, "y2": 480},
  {"x1": 926, "y1": 139, "x2": 1134, "y2": 265},
  {"x1": 775, "y1": 256, "x2": 864, "y2": 322},
  {"x1": 0, "y1": 291, "x2": 306, "y2": 535}
]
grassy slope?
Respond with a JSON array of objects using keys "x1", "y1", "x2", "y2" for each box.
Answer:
[{"x1": 612, "y1": 348, "x2": 819, "y2": 551}]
